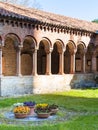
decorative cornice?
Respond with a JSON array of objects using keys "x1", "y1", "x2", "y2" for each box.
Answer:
[{"x1": 0, "y1": 16, "x2": 94, "y2": 37}]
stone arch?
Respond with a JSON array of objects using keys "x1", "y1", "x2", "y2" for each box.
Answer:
[
  {"x1": 86, "y1": 43, "x2": 94, "y2": 73},
  {"x1": 51, "y1": 40, "x2": 64, "y2": 74},
  {"x1": 42, "y1": 37, "x2": 52, "y2": 48},
  {"x1": 75, "y1": 42, "x2": 86, "y2": 73},
  {"x1": 77, "y1": 41, "x2": 86, "y2": 49},
  {"x1": 2, "y1": 33, "x2": 20, "y2": 76},
  {"x1": 0, "y1": 36, "x2": 2, "y2": 45},
  {"x1": 21, "y1": 35, "x2": 37, "y2": 75},
  {"x1": 4, "y1": 33, "x2": 21, "y2": 46},
  {"x1": 22, "y1": 35, "x2": 37, "y2": 47},
  {"x1": 68, "y1": 40, "x2": 76, "y2": 47},
  {"x1": 95, "y1": 45, "x2": 98, "y2": 72},
  {"x1": 64, "y1": 41, "x2": 76, "y2": 74},
  {"x1": 37, "y1": 38, "x2": 50, "y2": 75}
]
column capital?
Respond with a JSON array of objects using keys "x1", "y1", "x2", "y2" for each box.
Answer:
[
  {"x1": 32, "y1": 48, "x2": 38, "y2": 53},
  {"x1": 0, "y1": 41, "x2": 4, "y2": 50},
  {"x1": 45, "y1": 48, "x2": 53, "y2": 54},
  {"x1": 84, "y1": 48, "x2": 87, "y2": 54},
  {"x1": 18, "y1": 44, "x2": 23, "y2": 49},
  {"x1": 70, "y1": 49, "x2": 77, "y2": 55}
]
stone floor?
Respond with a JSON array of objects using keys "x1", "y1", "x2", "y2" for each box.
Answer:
[{"x1": 4, "y1": 111, "x2": 57, "y2": 122}]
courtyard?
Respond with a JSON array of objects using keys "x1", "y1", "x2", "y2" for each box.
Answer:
[{"x1": 0, "y1": 89, "x2": 98, "y2": 130}]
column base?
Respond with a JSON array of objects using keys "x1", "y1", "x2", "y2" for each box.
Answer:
[
  {"x1": 45, "y1": 72, "x2": 51, "y2": 75},
  {"x1": 32, "y1": 73, "x2": 38, "y2": 76},
  {"x1": 58, "y1": 72, "x2": 64, "y2": 75},
  {"x1": 16, "y1": 74, "x2": 22, "y2": 76}
]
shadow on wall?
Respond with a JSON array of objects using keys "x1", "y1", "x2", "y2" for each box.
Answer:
[{"x1": 70, "y1": 74, "x2": 98, "y2": 89}]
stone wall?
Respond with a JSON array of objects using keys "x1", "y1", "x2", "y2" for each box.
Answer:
[
  {"x1": 1, "y1": 76, "x2": 33, "y2": 96},
  {"x1": 0, "y1": 74, "x2": 95, "y2": 97}
]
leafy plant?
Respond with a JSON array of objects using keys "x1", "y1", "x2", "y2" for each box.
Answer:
[{"x1": 35, "y1": 103, "x2": 50, "y2": 113}]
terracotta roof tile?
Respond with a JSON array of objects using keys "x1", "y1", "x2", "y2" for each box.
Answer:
[{"x1": 0, "y1": 1, "x2": 98, "y2": 33}]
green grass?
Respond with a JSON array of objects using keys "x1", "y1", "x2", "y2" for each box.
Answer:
[{"x1": 1, "y1": 89, "x2": 98, "y2": 129}]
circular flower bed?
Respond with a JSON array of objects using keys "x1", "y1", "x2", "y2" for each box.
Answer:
[{"x1": 12, "y1": 102, "x2": 59, "y2": 119}]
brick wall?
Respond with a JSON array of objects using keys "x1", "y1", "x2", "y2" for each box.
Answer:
[
  {"x1": 2, "y1": 38, "x2": 17, "y2": 76},
  {"x1": 21, "y1": 54, "x2": 32, "y2": 75}
]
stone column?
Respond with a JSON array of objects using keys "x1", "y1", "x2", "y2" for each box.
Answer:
[
  {"x1": 92, "y1": 51, "x2": 96, "y2": 73},
  {"x1": 16, "y1": 45, "x2": 22, "y2": 76},
  {"x1": 32, "y1": 48, "x2": 37, "y2": 75},
  {"x1": 0, "y1": 46, "x2": 2, "y2": 76},
  {"x1": 70, "y1": 50, "x2": 76, "y2": 74},
  {"x1": 45, "y1": 48, "x2": 52, "y2": 75},
  {"x1": 59, "y1": 51, "x2": 64, "y2": 74},
  {"x1": 83, "y1": 49, "x2": 87, "y2": 73}
]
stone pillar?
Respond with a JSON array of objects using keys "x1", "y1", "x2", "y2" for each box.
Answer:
[
  {"x1": 92, "y1": 51, "x2": 96, "y2": 73},
  {"x1": 45, "y1": 48, "x2": 53, "y2": 75},
  {"x1": 83, "y1": 49, "x2": 87, "y2": 73},
  {"x1": 16, "y1": 45, "x2": 22, "y2": 76},
  {"x1": 70, "y1": 50, "x2": 76, "y2": 74},
  {"x1": 32, "y1": 48, "x2": 37, "y2": 75},
  {"x1": 0, "y1": 46, "x2": 2, "y2": 76},
  {"x1": 59, "y1": 51, "x2": 64, "y2": 74}
]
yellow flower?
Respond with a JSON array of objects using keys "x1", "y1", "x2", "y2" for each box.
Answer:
[
  {"x1": 36, "y1": 103, "x2": 49, "y2": 109},
  {"x1": 13, "y1": 106, "x2": 30, "y2": 114}
]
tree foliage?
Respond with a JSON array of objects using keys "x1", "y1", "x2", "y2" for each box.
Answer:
[{"x1": 92, "y1": 19, "x2": 98, "y2": 23}]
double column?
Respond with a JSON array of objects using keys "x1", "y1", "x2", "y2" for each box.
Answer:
[
  {"x1": 32, "y1": 48, "x2": 37, "y2": 75},
  {"x1": 45, "y1": 48, "x2": 53, "y2": 75},
  {"x1": 32, "y1": 48, "x2": 53, "y2": 75},
  {"x1": 92, "y1": 51, "x2": 96, "y2": 73},
  {"x1": 82, "y1": 49, "x2": 87, "y2": 73},
  {"x1": 59, "y1": 49, "x2": 65, "y2": 74},
  {"x1": 70, "y1": 49, "x2": 76, "y2": 74},
  {"x1": 16, "y1": 44, "x2": 23, "y2": 76},
  {"x1": 0, "y1": 41, "x2": 3, "y2": 76}
]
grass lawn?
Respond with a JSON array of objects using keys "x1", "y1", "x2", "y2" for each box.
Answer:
[{"x1": 0, "y1": 89, "x2": 98, "y2": 130}]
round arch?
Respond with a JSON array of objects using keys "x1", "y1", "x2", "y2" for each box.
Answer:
[
  {"x1": 37, "y1": 38, "x2": 51, "y2": 75},
  {"x1": 94, "y1": 45, "x2": 98, "y2": 72},
  {"x1": 2, "y1": 33, "x2": 20, "y2": 76},
  {"x1": 75, "y1": 42, "x2": 86, "y2": 73},
  {"x1": 4, "y1": 33, "x2": 21, "y2": 47},
  {"x1": 77, "y1": 41, "x2": 86, "y2": 49},
  {"x1": 23, "y1": 35, "x2": 37, "y2": 48},
  {"x1": 51, "y1": 40, "x2": 64, "y2": 74},
  {"x1": 21, "y1": 35, "x2": 37, "y2": 75},
  {"x1": 42, "y1": 37, "x2": 52, "y2": 48},
  {"x1": 67, "y1": 40, "x2": 76, "y2": 49},
  {"x1": 86, "y1": 43, "x2": 94, "y2": 73},
  {"x1": 64, "y1": 40, "x2": 76, "y2": 74}
]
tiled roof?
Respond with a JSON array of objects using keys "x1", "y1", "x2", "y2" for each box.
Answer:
[{"x1": 0, "y1": 1, "x2": 98, "y2": 33}]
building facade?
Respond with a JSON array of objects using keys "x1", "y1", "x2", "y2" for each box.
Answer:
[{"x1": 0, "y1": 2, "x2": 98, "y2": 96}]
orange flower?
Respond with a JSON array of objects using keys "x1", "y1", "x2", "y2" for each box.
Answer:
[{"x1": 13, "y1": 106, "x2": 30, "y2": 114}]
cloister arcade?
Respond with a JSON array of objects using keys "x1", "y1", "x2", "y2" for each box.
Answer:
[{"x1": 0, "y1": 33, "x2": 97, "y2": 77}]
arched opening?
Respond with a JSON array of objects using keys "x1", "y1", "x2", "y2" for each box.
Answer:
[
  {"x1": 21, "y1": 36, "x2": 35, "y2": 75},
  {"x1": 2, "y1": 34, "x2": 20, "y2": 76},
  {"x1": 64, "y1": 42, "x2": 75, "y2": 74},
  {"x1": 37, "y1": 39, "x2": 50, "y2": 75},
  {"x1": 75, "y1": 43, "x2": 85, "y2": 73},
  {"x1": 86, "y1": 43, "x2": 94, "y2": 73},
  {"x1": 95, "y1": 45, "x2": 98, "y2": 72},
  {"x1": 51, "y1": 43, "x2": 59, "y2": 74},
  {"x1": 51, "y1": 41, "x2": 63, "y2": 74}
]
